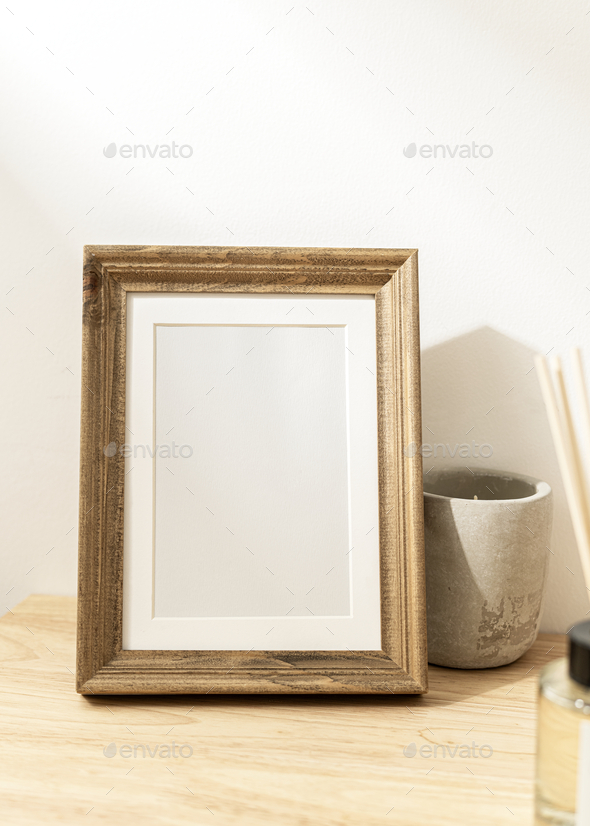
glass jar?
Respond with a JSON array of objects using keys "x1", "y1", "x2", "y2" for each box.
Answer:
[{"x1": 536, "y1": 622, "x2": 590, "y2": 825}]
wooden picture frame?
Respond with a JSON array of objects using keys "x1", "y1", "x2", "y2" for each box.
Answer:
[{"x1": 77, "y1": 245, "x2": 427, "y2": 694}]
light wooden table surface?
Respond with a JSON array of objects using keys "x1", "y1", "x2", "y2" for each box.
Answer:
[{"x1": 0, "y1": 596, "x2": 565, "y2": 825}]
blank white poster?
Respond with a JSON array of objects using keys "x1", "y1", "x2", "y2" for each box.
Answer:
[{"x1": 154, "y1": 324, "x2": 350, "y2": 618}]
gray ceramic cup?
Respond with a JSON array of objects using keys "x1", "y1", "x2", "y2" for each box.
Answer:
[{"x1": 424, "y1": 468, "x2": 552, "y2": 669}]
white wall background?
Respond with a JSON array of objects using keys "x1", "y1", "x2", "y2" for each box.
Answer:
[{"x1": 1, "y1": 0, "x2": 589, "y2": 632}]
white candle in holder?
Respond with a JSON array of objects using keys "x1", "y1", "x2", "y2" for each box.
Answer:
[{"x1": 424, "y1": 467, "x2": 552, "y2": 668}]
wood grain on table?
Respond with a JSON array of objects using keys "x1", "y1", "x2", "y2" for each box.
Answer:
[{"x1": 0, "y1": 596, "x2": 565, "y2": 825}]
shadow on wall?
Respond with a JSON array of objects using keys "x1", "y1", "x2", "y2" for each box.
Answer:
[{"x1": 420, "y1": 325, "x2": 587, "y2": 633}]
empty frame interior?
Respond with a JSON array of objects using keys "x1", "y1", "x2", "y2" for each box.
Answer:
[
  {"x1": 154, "y1": 324, "x2": 350, "y2": 618},
  {"x1": 123, "y1": 293, "x2": 382, "y2": 651}
]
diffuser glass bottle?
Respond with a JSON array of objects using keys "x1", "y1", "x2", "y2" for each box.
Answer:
[{"x1": 536, "y1": 621, "x2": 590, "y2": 825}]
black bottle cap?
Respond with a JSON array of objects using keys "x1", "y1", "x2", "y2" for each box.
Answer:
[{"x1": 569, "y1": 621, "x2": 590, "y2": 687}]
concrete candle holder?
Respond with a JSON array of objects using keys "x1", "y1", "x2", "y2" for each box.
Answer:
[{"x1": 424, "y1": 467, "x2": 553, "y2": 669}]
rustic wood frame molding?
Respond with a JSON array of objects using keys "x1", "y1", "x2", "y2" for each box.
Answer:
[{"x1": 77, "y1": 245, "x2": 427, "y2": 694}]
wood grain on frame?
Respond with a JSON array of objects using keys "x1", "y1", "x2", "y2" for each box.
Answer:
[{"x1": 77, "y1": 246, "x2": 427, "y2": 694}]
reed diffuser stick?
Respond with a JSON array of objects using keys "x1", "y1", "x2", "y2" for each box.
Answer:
[
  {"x1": 535, "y1": 354, "x2": 590, "y2": 595},
  {"x1": 571, "y1": 348, "x2": 590, "y2": 467},
  {"x1": 550, "y1": 357, "x2": 590, "y2": 576}
]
